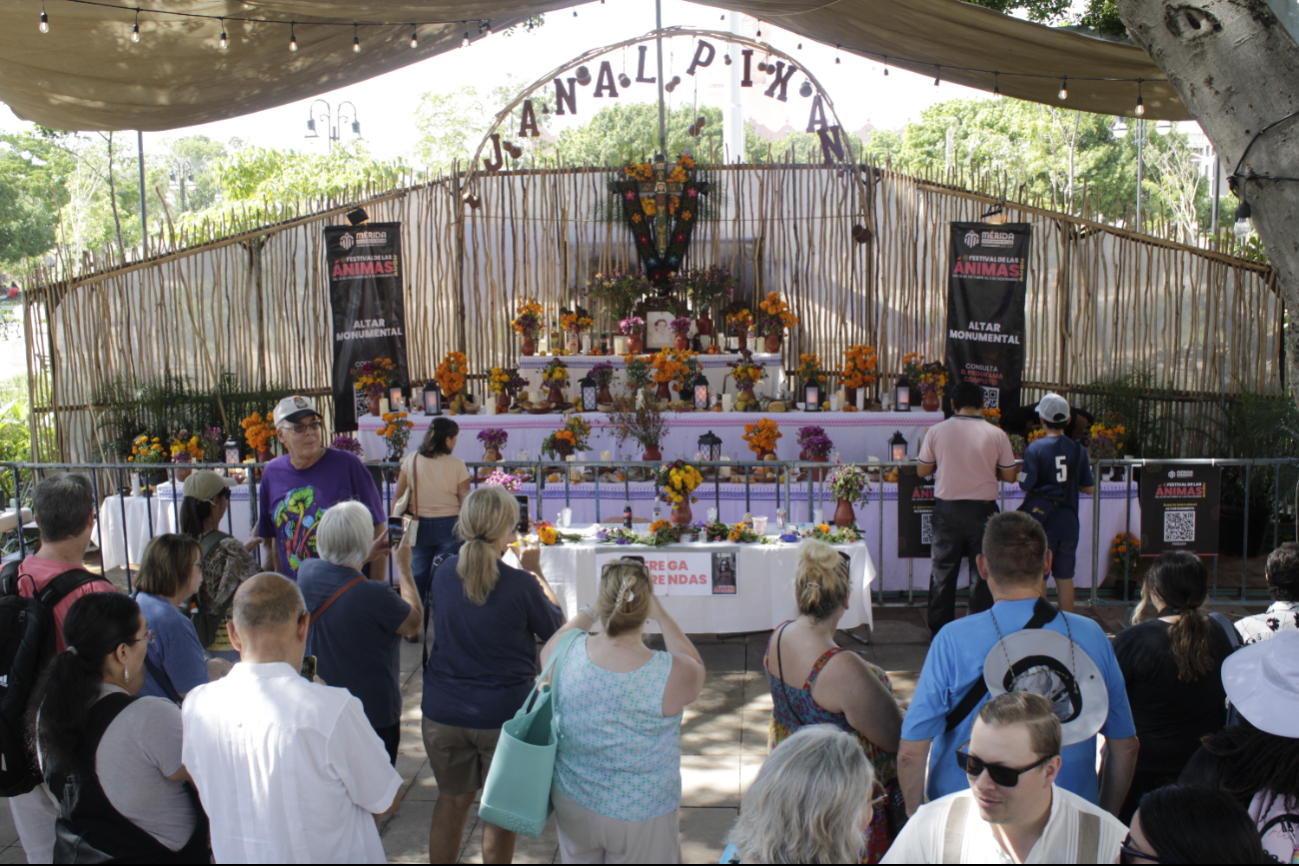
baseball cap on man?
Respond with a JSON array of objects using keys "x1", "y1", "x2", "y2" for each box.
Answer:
[
  {"x1": 182, "y1": 469, "x2": 236, "y2": 503},
  {"x1": 273, "y1": 395, "x2": 321, "y2": 427},
  {"x1": 1035, "y1": 393, "x2": 1071, "y2": 425}
]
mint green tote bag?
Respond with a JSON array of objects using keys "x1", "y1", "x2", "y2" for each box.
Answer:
[{"x1": 478, "y1": 628, "x2": 582, "y2": 837}]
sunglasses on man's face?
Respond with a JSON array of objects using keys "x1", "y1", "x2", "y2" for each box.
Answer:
[{"x1": 955, "y1": 742, "x2": 1054, "y2": 787}]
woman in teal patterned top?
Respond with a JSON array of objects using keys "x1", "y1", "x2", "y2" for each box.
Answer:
[{"x1": 540, "y1": 559, "x2": 706, "y2": 864}]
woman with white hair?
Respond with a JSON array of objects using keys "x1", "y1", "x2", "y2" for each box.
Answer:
[
  {"x1": 422, "y1": 485, "x2": 564, "y2": 865},
  {"x1": 298, "y1": 501, "x2": 423, "y2": 764},
  {"x1": 538, "y1": 558, "x2": 706, "y2": 863},
  {"x1": 724, "y1": 725, "x2": 881, "y2": 864}
]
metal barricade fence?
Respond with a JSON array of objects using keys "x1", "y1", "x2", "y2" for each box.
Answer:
[{"x1": 4, "y1": 457, "x2": 1294, "y2": 610}]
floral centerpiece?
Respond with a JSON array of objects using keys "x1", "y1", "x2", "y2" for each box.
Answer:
[
  {"x1": 622, "y1": 354, "x2": 653, "y2": 396},
  {"x1": 703, "y1": 521, "x2": 770, "y2": 544},
  {"x1": 840, "y1": 345, "x2": 878, "y2": 407},
  {"x1": 618, "y1": 314, "x2": 646, "y2": 349},
  {"x1": 729, "y1": 351, "x2": 766, "y2": 408},
  {"x1": 797, "y1": 426, "x2": 834, "y2": 459},
  {"x1": 241, "y1": 412, "x2": 276, "y2": 459},
  {"x1": 982, "y1": 408, "x2": 1002, "y2": 426},
  {"x1": 609, "y1": 401, "x2": 669, "y2": 460},
  {"x1": 669, "y1": 316, "x2": 692, "y2": 349},
  {"x1": 354, "y1": 357, "x2": 397, "y2": 413},
  {"x1": 477, "y1": 428, "x2": 508, "y2": 461},
  {"x1": 589, "y1": 360, "x2": 617, "y2": 405},
  {"x1": 1109, "y1": 532, "x2": 1144, "y2": 594},
  {"x1": 561, "y1": 310, "x2": 595, "y2": 337},
  {"x1": 676, "y1": 265, "x2": 735, "y2": 331},
  {"x1": 434, "y1": 352, "x2": 472, "y2": 414},
  {"x1": 755, "y1": 291, "x2": 799, "y2": 350},
  {"x1": 742, "y1": 417, "x2": 781, "y2": 459},
  {"x1": 656, "y1": 460, "x2": 704, "y2": 524},
  {"x1": 918, "y1": 363, "x2": 948, "y2": 399},
  {"x1": 378, "y1": 412, "x2": 414, "y2": 461},
  {"x1": 169, "y1": 429, "x2": 203, "y2": 463},
  {"x1": 483, "y1": 469, "x2": 521, "y2": 492},
  {"x1": 535, "y1": 520, "x2": 583, "y2": 546},
  {"x1": 1088, "y1": 422, "x2": 1126, "y2": 461},
  {"x1": 129, "y1": 434, "x2": 166, "y2": 465},
  {"x1": 727, "y1": 308, "x2": 753, "y2": 337},
  {"x1": 541, "y1": 357, "x2": 570, "y2": 404},
  {"x1": 809, "y1": 523, "x2": 863, "y2": 543},
  {"x1": 196, "y1": 426, "x2": 224, "y2": 462},
  {"x1": 488, "y1": 366, "x2": 526, "y2": 411},
  {"x1": 330, "y1": 434, "x2": 363, "y2": 457},
  {"x1": 541, "y1": 416, "x2": 592, "y2": 460},
  {"x1": 512, "y1": 297, "x2": 545, "y2": 354},
  {"x1": 828, "y1": 462, "x2": 871, "y2": 528},
  {"x1": 650, "y1": 348, "x2": 690, "y2": 400},
  {"x1": 585, "y1": 271, "x2": 649, "y2": 320},
  {"x1": 796, "y1": 353, "x2": 826, "y2": 406}
]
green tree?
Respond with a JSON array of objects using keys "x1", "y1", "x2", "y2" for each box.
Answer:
[
  {"x1": 410, "y1": 76, "x2": 543, "y2": 172},
  {"x1": 553, "y1": 102, "x2": 724, "y2": 166},
  {"x1": 0, "y1": 130, "x2": 71, "y2": 266},
  {"x1": 211, "y1": 141, "x2": 409, "y2": 204}
]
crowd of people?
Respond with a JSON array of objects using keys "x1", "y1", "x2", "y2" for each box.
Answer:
[{"x1": 2, "y1": 392, "x2": 1297, "y2": 864}]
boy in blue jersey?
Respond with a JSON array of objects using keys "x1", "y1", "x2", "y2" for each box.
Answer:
[{"x1": 1018, "y1": 393, "x2": 1095, "y2": 612}]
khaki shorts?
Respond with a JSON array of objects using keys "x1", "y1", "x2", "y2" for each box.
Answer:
[{"x1": 421, "y1": 717, "x2": 501, "y2": 796}]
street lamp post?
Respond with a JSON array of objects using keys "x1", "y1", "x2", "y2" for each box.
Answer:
[
  {"x1": 305, "y1": 99, "x2": 362, "y2": 149},
  {"x1": 1113, "y1": 117, "x2": 1173, "y2": 233},
  {"x1": 169, "y1": 160, "x2": 194, "y2": 211}
]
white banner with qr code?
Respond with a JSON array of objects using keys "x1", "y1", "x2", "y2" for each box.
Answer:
[{"x1": 1163, "y1": 509, "x2": 1196, "y2": 544}]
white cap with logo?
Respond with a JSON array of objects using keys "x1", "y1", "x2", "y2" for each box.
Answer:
[
  {"x1": 273, "y1": 395, "x2": 321, "y2": 427},
  {"x1": 1035, "y1": 393, "x2": 1071, "y2": 425}
]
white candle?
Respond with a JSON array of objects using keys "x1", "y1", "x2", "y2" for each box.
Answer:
[
  {"x1": 637, "y1": 390, "x2": 646, "y2": 407},
  {"x1": 487, "y1": 398, "x2": 497, "y2": 416},
  {"x1": 614, "y1": 335, "x2": 628, "y2": 355},
  {"x1": 856, "y1": 388, "x2": 866, "y2": 410},
  {"x1": 601, "y1": 450, "x2": 611, "y2": 462},
  {"x1": 722, "y1": 393, "x2": 733, "y2": 413},
  {"x1": 720, "y1": 456, "x2": 732, "y2": 478},
  {"x1": 830, "y1": 394, "x2": 840, "y2": 411},
  {"x1": 379, "y1": 397, "x2": 389, "y2": 414}
]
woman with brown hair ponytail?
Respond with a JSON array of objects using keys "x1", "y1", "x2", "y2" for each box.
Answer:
[{"x1": 1113, "y1": 551, "x2": 1237, "y2": 823}]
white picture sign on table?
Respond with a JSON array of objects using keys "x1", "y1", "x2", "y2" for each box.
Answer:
[{"x1": 595, "y1": 550, "x2": 718, "y2": 596}]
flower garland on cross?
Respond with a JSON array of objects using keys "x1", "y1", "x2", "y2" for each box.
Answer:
[{"x1": 609, "y1": 153, "x2": 712, "y2": 293}]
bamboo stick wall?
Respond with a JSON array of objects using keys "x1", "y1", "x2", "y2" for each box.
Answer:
[{"x1": 24, "y1": 164, "x2": 1279, "y2": 463}]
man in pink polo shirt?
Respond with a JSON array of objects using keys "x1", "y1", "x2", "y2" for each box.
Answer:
[{"x1": 917, "y1": 381, "x2": 1018, "y2": 636}]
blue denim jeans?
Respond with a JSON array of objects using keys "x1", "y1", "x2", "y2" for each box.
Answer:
[{"x1": 411, "y1": 515, "x2": 461, "y2": 611}]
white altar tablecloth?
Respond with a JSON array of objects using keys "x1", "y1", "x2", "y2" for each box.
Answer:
[
  {"x1": 529, "y1": 526, "x2": 874, "y2": 631},
  {"x1": 94, "y1": 482, "x2": 258, "y2": 571},
  {"x1": 357, "y1": 410, "x2": 943, "y2": 464}
]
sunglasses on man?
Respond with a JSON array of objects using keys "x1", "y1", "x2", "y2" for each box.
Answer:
[{"x1": 955, "y1": 742, "x2": 1056, "y2": 787}]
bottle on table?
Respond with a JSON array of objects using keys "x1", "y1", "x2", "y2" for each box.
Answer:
[{"x1": 623, "y1": 503, "x2": 633, "y2": 529}]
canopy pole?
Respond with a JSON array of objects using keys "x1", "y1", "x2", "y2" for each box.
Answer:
[
  {"x1": 655, "y1": 0, "x2": 667, "y2": 155},
  {"x1": 137, "y1": 130, "x2": 147, "y2": 258}
]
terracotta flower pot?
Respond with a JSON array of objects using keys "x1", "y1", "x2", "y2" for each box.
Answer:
[
  {"x1": 627, "y1": 333, "x2": 644, "y2": 353},
  {"x1": 369, "y1": 393, "x2": 381, "y2": 416},
  {"x1": 483, "y1": 447, "x2": 501, "y2": 463},
  {"x1": 696, "y1": 312, "x2": 713, "y2": 336},
  {"x1": 642, "y1": 446, "x2": 662, "y2": 462},
  {"x1": 843, "y1": 386, "x2": 857, "y2": 409},
  {"x1": 834, "y1": 498, "x2": 856, "y2": 528},
  {"x1": 922, "y1": 391, "x2": 941, "y2": 412},
  {"x1": 810, "y1": 453, "x2": 829, "y2": 481},
  {"x1": 547, "y1": 383, "x2": 565, "y2": 406},
  {"x1": 740, "y1": 388, "x2": 757, "y2": 404},
  {"x1": 674, "y1": 333, "x2": 689, "y2": 351},
  {"x1": 596, "y1": 384, "x2": 613, "y2": 405},
  {"x1": 496, "y1": 392, "x2": 511, "y2": 413},
  {"x1": 257, "y1": 447, "x2": 274, "y2": 463},
  {"x1": 553, "y1": 440, "x2": 573, "y2": 460},
  {"x1": 521, "y1": 336, "x2": 536, "y2": 357},
  {"x1": 737, "y1": 332, "x2": 748, "y2": 352},
  {"x1": 173, "y1": 464, "x2": 193, "y2": 483},
  {"x1": 655, "y1": 381, "x2": 672, "y2": 401},
  {"x1": 764, "y1": 333, "x2": 782, "y2": 354},
  {"x1": 671, "y1": 500, "x2": 693, "y2": 525}
]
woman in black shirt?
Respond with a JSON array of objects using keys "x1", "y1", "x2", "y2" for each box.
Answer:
[{"x1": 1112, "y1": 551, "x2": 1234, "y2": 823}]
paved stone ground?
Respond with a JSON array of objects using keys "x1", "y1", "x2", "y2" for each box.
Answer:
[{"x1": 0, "y1": 601, "x2": 1269, "y2": 864}]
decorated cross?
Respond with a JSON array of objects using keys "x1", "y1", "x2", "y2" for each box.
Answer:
[{"x1": 609, "y1": 153, "x2": 712, "y2": 292}]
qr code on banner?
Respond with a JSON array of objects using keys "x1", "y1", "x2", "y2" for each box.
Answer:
[
  {"x1": 982, "y1": 387, "x2": 1000, "y2": 409},
  {"x1": 920, "y1": 512, "x2": 934, "y2": 545},
  {"x1": 1164, "y1": 510, "x2": 1196, "y2": 544}
]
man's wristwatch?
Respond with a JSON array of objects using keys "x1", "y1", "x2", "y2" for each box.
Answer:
[{"x1": 579, "y1": 604, "x2": 598, "y2": 621}]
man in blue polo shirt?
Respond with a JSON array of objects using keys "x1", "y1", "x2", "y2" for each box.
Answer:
[
  {"x1": 898, "y1": 511, "x2": 1139, "y2": 819},
  {"x1": 1019, "y1": 393, "x2": 1095, "y2": 613}
]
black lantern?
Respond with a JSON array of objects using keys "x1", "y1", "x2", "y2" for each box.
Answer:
[
  {"x1": 692, "y1": 373, "x2": 710, "y2": 411},
  {"x1": 578, "y1": 374, "x2": 598, "y2": 412},
  {"x1": 895, "y1": 376, "x2": 911, "y2": 412},
  {"x1": 698, "y1": 430, "x2": 722, "y2": 463},
  {"x1": 804, "y1": 377, "x2": 821, "y2": 412},
  {"x1": 223, "y1": 437, "x2": 239, "y2": 473},
  {"x1": 427, "y1": 382, "x2": 443, "y2": 416},
  {"x1": 890, "y1": 430, "x2": 908, "y2": 462}
]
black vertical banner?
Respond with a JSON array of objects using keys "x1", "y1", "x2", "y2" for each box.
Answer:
[
  {"x1": 1140, "y1": 464, "x2": 1221, "y2": 556},
  {"x1": 326, "y1": 223, "x2": 408, "y2": 431},
  {"x1": 945, "y1": 222, "x2": 1031, "y2": 412},
  {"x1": 897, "y1": 466, "x2": 936, "y2": 558}
]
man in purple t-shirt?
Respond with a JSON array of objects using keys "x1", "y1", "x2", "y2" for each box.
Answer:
[{"x1": 256, "y1": 396, "x2": 386, "y2": 580}]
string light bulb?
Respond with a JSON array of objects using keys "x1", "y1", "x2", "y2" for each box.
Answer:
[
  {"x1": 835, "y1": 45, "x2": 841, "y2": 64},
  {"x1": 993, "y1": 72, "x2": 1001, "y2": 98},
  {"x1": 461, "y1": 29, "x2": 469, "y2": 48},
  {"x1": 484, "y1": 21, "x2": 492, "y2": 35},
  {"x1": 352, "y1": 24, "x2": 360, "y2": 52},
  {"x1": 1233, "y1": 198, "x2": 1253, "y2": 239},
  {"x1": 1058, "y1": 77, "x2": 1068, "y2": 100},
  {"x1": 1135, "y1": 79, "x2": 1145, "y2": 116},
  {"x1": 39, "y1": 3, "x2": 48, "y2": 32},
  {"x1": 883, "y1": 56, "x2": 889, "y2": 76},
  {"x1": 219, "y1": 18, "x2": 227, "y2": 48},
  {"x1": 289, "y1": 21, "x2": 297, "y2": 51},
  {"x1": 934, "y1": 66, "x2": 941, "y2": 87},
  {"x1": 131, "y1": 8, "x2": 140, "y2": 42},
  {"x1": 409, "y1": 25, "x2": 417, "y2": 48}
]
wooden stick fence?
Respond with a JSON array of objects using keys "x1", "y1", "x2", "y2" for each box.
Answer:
[{"x1": 22, "y1": 163, "x2": 1279, "y2": 463}]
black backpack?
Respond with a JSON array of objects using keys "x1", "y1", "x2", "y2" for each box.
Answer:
[{"x1": 0, "y1": 559, "x2": 104, "y2": 796}]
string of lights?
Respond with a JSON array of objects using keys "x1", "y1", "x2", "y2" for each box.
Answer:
[{"x1": 35, "y1": 0, "x2": 1169, "y2": 112}]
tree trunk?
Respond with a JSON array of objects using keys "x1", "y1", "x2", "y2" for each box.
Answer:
[
  {"x1": 1116, "y1": 0, "x2": 1299, "y2": 394},
  {"x1": 103, "y1": 131, "x2": 125, "y2": 261}
]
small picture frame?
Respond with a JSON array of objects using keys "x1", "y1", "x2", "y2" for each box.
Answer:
[
  {"x1": 712, "y1": 552, "x2": 737, "y2": 595},
  {"x1": 646, "y1": 311, "x2": 676, "y2": 350}
]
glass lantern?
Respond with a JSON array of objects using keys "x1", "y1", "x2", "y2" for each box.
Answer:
[
  {"x1": 804, "y1": 378, "x2": 821, "y2": 412},
  {"x1": 223, "y1": 438, "x2": 239, "y2": 475},
  {"x1": 895, "y1": 376, "x2": 911, "y2": 412},
  {"x1": 411, "y1": 385, "x2": 424, "y2": 414},
  {"x1": 389, "y1": 387, "x2": 404, "y2": 412},
  {"x1": 698, "y1": 430, "x2": 722, "y2": 463},
  {"x1": 427, "y1": 382, "x2": 443, "y2": 416},
  {"x1": 578, "y1": 374, "x2": 598, "y2": 412},
  {"x1": 692, "y1": 373, "x2": 710, "y2": 411},
  {"x1": 890, "y1": 430, "x2": 908, "y2": 462}
]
